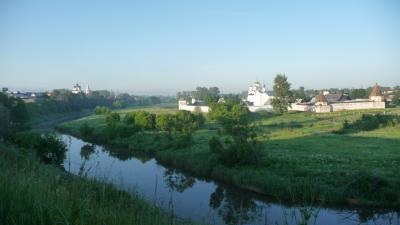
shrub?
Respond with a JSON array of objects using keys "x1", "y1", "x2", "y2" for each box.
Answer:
[
  {"x1": 338, "y1": 114, "x2": 400, "y2": 134},
  {"x1": 106, "y1": 112, "x2": 121, "y2": 127},
  {"x1": 112, "y1": 100, "x2": 127, "y2": 109},
  {"x1": 156, "y1": 114, "x2": 175, "y2": 135},
  {"x1": 79, "y1": 122, "x2": 94, "y2": 139},
  {"x1": 134, "y1": 110, "x2": 154, "y2": 130},
  {"x1": 123, "y1": 112, "x2": 136, "y2": 125},
  {"x1": 209, "y1": 136, "x2": 263, "y2": 167},
  {"x1": 94, "y1": 106, "x2": 110, "y2": 115},
  {"x1": 13, "y1": 132, "x2": 67, "y2": 165}
]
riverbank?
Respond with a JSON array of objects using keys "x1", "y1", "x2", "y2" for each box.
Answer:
[
  {"x1": 0, "y1": 141, "x2": 198, "y2": 225},
  {"x1": 57, "y1": 105, "x2": 400, "y2": 209}
]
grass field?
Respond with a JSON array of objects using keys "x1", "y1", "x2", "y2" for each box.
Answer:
[
  {"x1": 58, "y1": 105, "x2": 400, "y2": 208},
  {"x1": 0, "y1": 142, "x2": 198, "y2": 225}
]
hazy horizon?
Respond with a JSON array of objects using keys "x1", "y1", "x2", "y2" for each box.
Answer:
[{"x1": 1, "y1": 0, "x2": 399, "y2": 94}]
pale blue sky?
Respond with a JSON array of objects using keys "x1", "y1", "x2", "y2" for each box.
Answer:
[{"x1": 0, "y1": 0, "x2": 399, "y2": 94}]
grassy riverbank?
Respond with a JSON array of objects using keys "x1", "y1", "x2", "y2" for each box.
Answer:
[
  {"x1": 0, "y1": 142, "x2": 197, "y2": 225},
  {"x1": 58, "y1": 105, "x2": 400, "y2": 209}
]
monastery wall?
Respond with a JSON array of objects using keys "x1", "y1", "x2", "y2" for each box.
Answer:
[
  {"x1": 314, "y1": 105, "x2": 331, "y2": 113},
  {"x1": 178, "y1": 104, "x2": 210, "y2": 113},
  {"x1": 331, "y1": 101, "x2": 385, "y2": 112},
  {"x1": 289, "y1": 104, "x2": 312, "y2": 112},
  {"x1": 248, "y1": 105, "x2": 273, "y2": 112}
]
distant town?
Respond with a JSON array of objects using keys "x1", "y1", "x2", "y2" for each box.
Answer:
[{"x1": 3, "y1": 82, "x2": 399, "y2": 111}]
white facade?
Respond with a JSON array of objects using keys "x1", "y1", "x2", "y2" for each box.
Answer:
[
  {"x1": 178, "y1": 100, "x2": 210, "y2": 113},
  {"x1": 85, "y1": 85, "x2": 91, "y2": 95},
  {"x1": 246, "y1": 81, "x2": 273, "y2": 112},
  {"x1": 72, "y1": 83, "x2": 91, "y2": 95},
  {"x1": 72, "y1": 83, "x2": 82, "y2": 94}
]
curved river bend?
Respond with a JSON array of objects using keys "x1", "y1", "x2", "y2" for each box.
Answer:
[{"x1": 60, "y1": 134, "x2": 399, "y2": 225}]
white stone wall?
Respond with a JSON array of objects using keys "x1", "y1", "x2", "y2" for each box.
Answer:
[
  {"x1": 289, "y1": 103, "x2": 312, "y2": 112},
  {"x1": 331, "y1": 101, "x2": 385, "y2": 111},
  {"x1": 178, "y1": 101, "x2": 210, "y2": 113},
  {"x1": 314, "y1": 105, "x2": 331, "y2": 113},
  {"x1": 290, "y1": 100, "x2": 385, "y2": 113},
  {"x1": 248, "y1": 105, "x2": 273, "y2": 112}
]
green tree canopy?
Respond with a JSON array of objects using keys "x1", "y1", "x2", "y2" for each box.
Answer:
[
  {"x1": 271, "y1": 74, "x2": 293, "y2": 113},
  {"x1": 350, "y1": 88, "x2": 367, "y2": 99}
]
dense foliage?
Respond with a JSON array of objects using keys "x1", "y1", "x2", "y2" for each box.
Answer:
[
  {"x1": 271, "y1": 74, "x2": 293, "y2": 113},
  {"x1": 209, "y1": 103, "x2": 263, "y2": 166},
  {"x1": 95, "y1": 106, "x2": 111, "y2": 114},
  {"x1": 338, "y1": 114, "x2": 400, "y2": 133},
  {"x1": 77, "y1": 108, "x2": 205, "y2": 148},
  {"x1": 177, "y1": 86, "x2": 220, "y2": 105},
  {"x1": 0, "y1": 93, "x2": 30, "y2": 138},
  {"x1": 350, "y1": 88, "x2": 368, "y2": 99},
  {"x1": 12, "y1": 132, "x2": 67, "y2": 165}
]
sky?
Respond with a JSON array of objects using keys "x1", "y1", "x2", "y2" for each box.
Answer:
[{"x1": 0, "y1": 0, "x2": 399, "y2": 95}]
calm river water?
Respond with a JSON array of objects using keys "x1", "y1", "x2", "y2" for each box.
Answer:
[{"x1": 60, "y1": 134, "x2": 399, "y2": 225}]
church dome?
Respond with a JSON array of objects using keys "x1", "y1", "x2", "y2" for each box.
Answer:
[
  {"x1": 315, "y1": 91, "x2": 327, "y2": 102},
  {"x1": 369, "y1": 83, "x2": 382, "y2": 97}
]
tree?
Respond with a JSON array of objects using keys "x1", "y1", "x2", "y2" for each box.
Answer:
[
  {"x1": 13, "y1": 132, "x2": 67, "y2": 165},
  {"x1": 95, "y1": 106, "x2": 110, "y2": 114},
  {"x1": 134, "y1": 110, "x2": 154, "y2": 130},
  {"x1": 123, "y1": 112, "x2": 136, "y2": 125},
  {"x1": 175, "y1": 110, "x2": 199, "y2": 136},
  {"x1": 350, "y1": 88, "x2": 367, "y2": 99},
  {"x1": 156, "y1": 114, "x2": 175, "y2": 135},
  {"x1": 79, "y1": 122, "x2": 94, "y2": 139},
  {"x1": 293, "y1": 86, "x2": 307, "y2": 100},
  {"x1": 0, "y1": 103, "x2": 10, "y2": 138},
  {"x1": 0, "y1": 93, "x2": 30, "y2": 131},
  {"x1": 106, "y1": 112, "x2": 120, "y2": 127},
  {"x1": 209, "y1": 103, "x2": 263, "y2": 167},
  {"x1": 271, "y1": 74, "x2": 293, "y2": 113},
  {"x1": 112, "y1": 100, "x2": 127, "y2": 109},
  {"x1": 392, "y1": 90, "x2": 400, "y2": 105}
]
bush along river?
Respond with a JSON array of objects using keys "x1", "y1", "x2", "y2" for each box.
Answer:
[{"x1": 60, "y1": 133, "x2": 399, "y2": 225}]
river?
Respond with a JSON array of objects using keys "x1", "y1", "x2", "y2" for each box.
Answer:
[{"x1": 60, "y1": 133, "x2": 399, "y2": 225}]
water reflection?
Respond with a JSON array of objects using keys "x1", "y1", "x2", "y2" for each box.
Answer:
[
  {"x1": 210, "y1": 186, "x2": 262, "y2": 225},
  {"x1": 164, "y1": 168, "x2": 196, "y2": 193},
  {"x1": 80, "y1": 144, "x2": 95, "y2": 160}
]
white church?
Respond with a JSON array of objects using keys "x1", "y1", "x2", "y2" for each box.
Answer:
[
  {"x1": 178, "y1": 81, "x2": 274, "y2": 113},
  {"x1": 244, "y1": 81, "x2": 274, "y2": 112},
  {"x1": 71, "y1": 83, "x2": 91, "y2": 95}
]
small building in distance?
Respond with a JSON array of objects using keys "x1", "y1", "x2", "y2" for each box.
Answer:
[
  {"x1": 178, "y1": 81, "x2": 274, "y2": 113},
  {"x1": 72, "y1": 83, "x2": 91, "y2": 95},
  {"x1": 290, "y1": 83, "x2": 385, "y2": 113},
  {"x1": 178, "y1": 97, "x2": 210, "y2": 113},
  {"x1": 72, "y1": 83, "x2": 82, "y2": 94},
  {"x1": 85, "y1": 85, "x2": 91, "y2": 95},
  {"x1": 244, "y1": 81, "x2": 273, "y2": 112}
]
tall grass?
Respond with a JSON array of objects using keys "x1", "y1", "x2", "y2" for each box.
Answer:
[{"x1": 0, "y1": 143, "x2": 196, "y2": 225}]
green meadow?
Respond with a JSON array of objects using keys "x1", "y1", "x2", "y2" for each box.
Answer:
[{"x1": 58, "y1": 105, "x2": 400, "y2": 208}]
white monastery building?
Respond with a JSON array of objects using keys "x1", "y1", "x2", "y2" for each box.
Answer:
[
  {"x1": 178, "y1": 82, "x2": 385, "y2": 113},
  {"x1": 244, "y1": 81, "x2": 273, "y2": 112},
  {"x1": 178, "y1": 98, "x2": 210, "y2": 113},
  {"x1": 290, "y1": 83, "x2": 385, "y2": 113},
  {"x1": 178, "y1": 81, "x2": 274, "y2": 113},
  {"x1": 71, "y1": 83, "x2": 91, "y2": 95}
]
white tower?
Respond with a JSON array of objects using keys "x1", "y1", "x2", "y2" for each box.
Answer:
[{"x1": 85, "y1": 85, "x2": 91, "y2": 95}]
